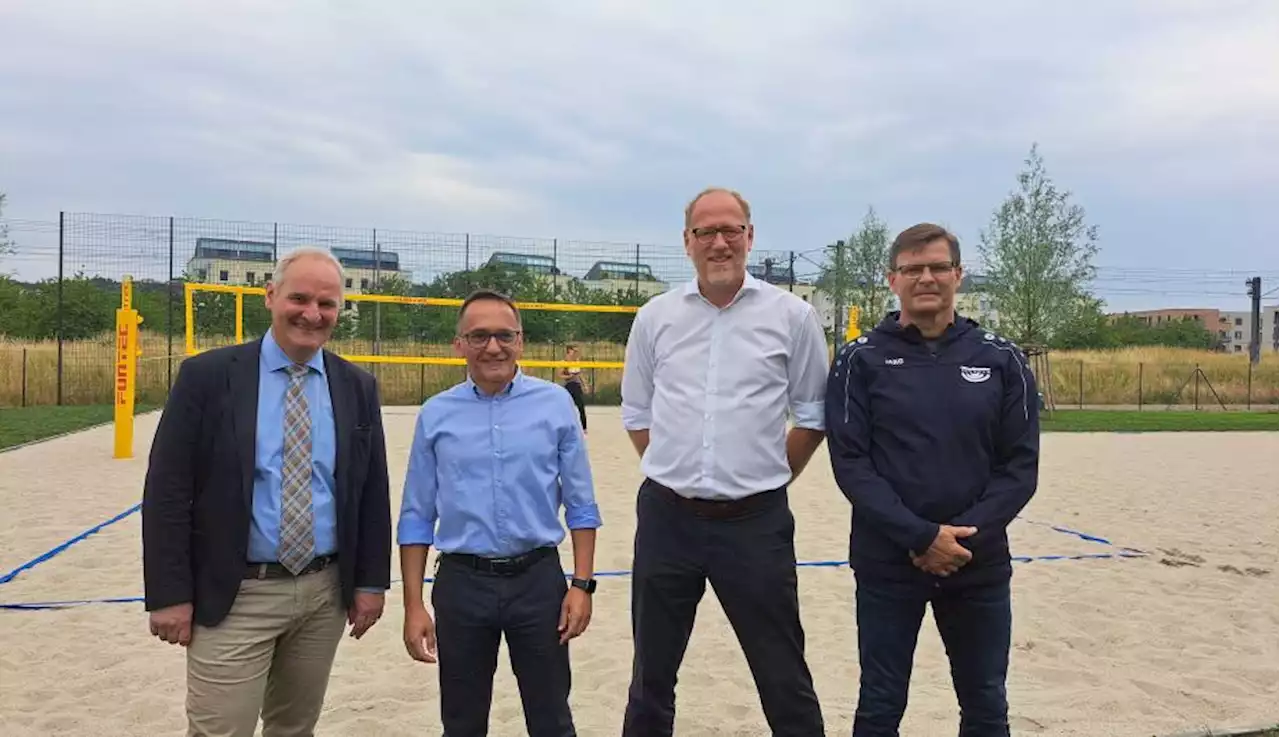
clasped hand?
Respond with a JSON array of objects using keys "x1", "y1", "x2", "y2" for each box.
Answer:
[{"x1": 911, "y1": 525, "x2": 978, "y2": 577}]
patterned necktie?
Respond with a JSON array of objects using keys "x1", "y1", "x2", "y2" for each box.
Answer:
[{"x1": 278, "y1": 363, "x2": 314, "y2": 575}]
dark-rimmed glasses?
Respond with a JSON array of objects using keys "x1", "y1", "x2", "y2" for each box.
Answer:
[
  {"x1": 893, "y1": 261, "x2": 957, "y2": 279},
  {"x1": 460, "y1": 330, "x2": 521, "y2": 348},
  {"x1": 690, "y1": 225, "x2": 747, "y2": 244}
]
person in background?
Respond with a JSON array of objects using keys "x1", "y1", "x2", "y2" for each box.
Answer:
[
  {"x1": 560, "y1": 343, "x2": 589, "y2": 434},
  {"x1": 398, "y1": 289, "x2": 602, "y2": 737},
  {"x1": 620, "y1": 187, "x2": 830, "y2": 736},
  {"x1": 142, "y1": 246, "x2": 391, "y2": 737},
  {"x1": 825, "y1": 223, "x2": 1040, "y2": 736}
]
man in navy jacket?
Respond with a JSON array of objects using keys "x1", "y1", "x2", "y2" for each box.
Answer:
[{"x1": 825, "y1": 223, "x2": 1040, "y2": 736}]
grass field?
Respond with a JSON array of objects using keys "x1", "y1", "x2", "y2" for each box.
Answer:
[
  {"x1": 1041, "y1": 409, "x2": 1279, "y2": 432},
  {"x1": 0, "y1": 405, "x2": 153, "y2": 450},
  {"x1": 2, "y1": 335, "x2": 1278, "y2": 409},
  {"x1": 2, "y1": 404, "x2": 1273, "y2": 452}
]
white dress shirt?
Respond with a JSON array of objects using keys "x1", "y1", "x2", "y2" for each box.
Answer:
[{"x1": 621, "y1": 272, "x2": 830, "y2": 500}]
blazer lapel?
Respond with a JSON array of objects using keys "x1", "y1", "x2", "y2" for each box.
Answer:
[
  {"x1": 230, "y1": 341, "x2": 262, "y2": 511},
  {"x1": 325, "y1": 350, "x2": 353, "y2": 512}
]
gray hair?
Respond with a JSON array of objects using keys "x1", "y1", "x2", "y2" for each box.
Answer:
[{"x1": 271, "y1": 246, "x2": 345, "y2": 289}]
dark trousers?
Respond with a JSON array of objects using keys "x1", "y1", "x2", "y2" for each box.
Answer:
[
  {"x1": 622, "y1": 479, "x2": 825, "y2": 736},
  {"x1": 564, "y1": 380, "x2": 587, "y2": 431},
  {"x1": 852, "y1": 573, "x2": 1012, "y2": 737},
  {"x1": 431, "y1": 551, "x2": 574, "y2": 737}
]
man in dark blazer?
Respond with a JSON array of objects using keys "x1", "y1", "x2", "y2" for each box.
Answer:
[{"x1": 142, "y1": 246, "x2": 392, "y2": 737}]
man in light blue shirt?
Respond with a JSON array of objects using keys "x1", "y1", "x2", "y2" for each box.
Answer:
[{"x1": 398, "y1": 289, "x2": 601, "y2": 737}]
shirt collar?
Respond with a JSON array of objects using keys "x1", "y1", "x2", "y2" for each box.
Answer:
[
  {"x1": 262, "y1": 328, "x2": 326, "y2": 376},
  {"x1": 464, "y1": 365, "x2": 525, "y2": 398},
  {"x1": 682, "y1": 270, "x2": 761, "y2": 305}
]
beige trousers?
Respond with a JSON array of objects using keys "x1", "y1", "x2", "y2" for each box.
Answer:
[{"x1": 185, "y1": 566, "x2": 347, "y2": 737}]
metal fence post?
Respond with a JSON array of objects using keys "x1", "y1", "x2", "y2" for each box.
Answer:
[
  {"x1": 1246, "y1": 360, "x2": 1252, "y2": 410},
  {"x1": 21, "y1": 348, "x2": 27, "y2": 407},
  {"x1": 167, "y1": 216, "x2": 175, "y2": 393},
  {"x1": 1077, "y1": 360, "x2": 1084, "y2": 409},
  {"x1": 1193, "y1": 363, "x2": 1200, "y2": 410},
  {"x1": 1141, "y1": 363, "x2": 1152, "y2": 414},
  {"x1": 56, "y1": 210, "x2": 64, "y2": 406}
]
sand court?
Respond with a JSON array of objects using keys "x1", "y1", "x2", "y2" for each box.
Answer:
[{"x1": 0, "y1": 407, "x2": 1276, "y2": 736}]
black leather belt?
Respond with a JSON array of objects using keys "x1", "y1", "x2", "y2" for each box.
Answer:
[
  {"x1": 440, "y1": 546, "x2": 555, "y2": 576},
  {"x1": 244, "y1": 554, "x2": 338, "y2": 580},
  {"x1": 646, "y1": 478, "x2": 784, "y2": 519}
]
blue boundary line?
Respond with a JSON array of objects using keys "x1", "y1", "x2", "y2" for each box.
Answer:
[
  {"x1": 0, "y1": 511, "x2": 1146, "y2": 609},
  {"x1": 0, "y1": 504, "x2": 141, "y2": 585},
  {"x1": 0, "y1": 552, "x2": 1146, "y2": 611}
]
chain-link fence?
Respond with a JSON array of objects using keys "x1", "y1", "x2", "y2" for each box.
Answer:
[{"x1": 0, "y1": 212, "x2": 825, "y2": 407}]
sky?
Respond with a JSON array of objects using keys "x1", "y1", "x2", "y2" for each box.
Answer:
[{"x1": 0, "y1": 0, "x2": 1277, "y2": 312}]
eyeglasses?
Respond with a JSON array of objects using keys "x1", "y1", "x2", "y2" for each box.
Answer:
[
  {"x1": 460, "y1": 330, "x2": 521, "y2": 348},
  {"x1": 690, "y1": 225, "x2": 747, "y2": 244},
  {"x1": 893, "y1": 261, "x2": 957, "y2": 279}
]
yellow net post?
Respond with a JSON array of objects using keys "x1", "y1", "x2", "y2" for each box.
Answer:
[
  {"x1": 844, "y1": 305, "x2": 862, "y2": 343},
  {"x1": 113, "y1": 276, "x2": 143, "y2": 459}
]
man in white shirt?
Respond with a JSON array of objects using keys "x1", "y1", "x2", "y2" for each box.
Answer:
[{"x1": 619, "y1": 187, "x2": 830, "y2": 736}]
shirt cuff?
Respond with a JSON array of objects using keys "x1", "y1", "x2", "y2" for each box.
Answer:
[
  {"x1": 565, "y1": 503, "x2": 603, "y2": 530},
  {"x1": 356, "y1": 586, "x2": 385, "y2": 594},
  {"x1": 791, "y1": 400, "x2": 825, "y2": 431},
  {"x1": 621, "y1": 406, "x2": 651, "y2": 431},
  {"x1": 396, "y1": 518, "x2": 435, "y2": 547}
]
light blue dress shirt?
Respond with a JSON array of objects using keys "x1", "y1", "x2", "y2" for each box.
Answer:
[
  {"x1": 248, "y1": 329, "x2": 339, "y2": 564},
  {"x1": 397, "y1": 370, "x2": 602, "y2": 558}
]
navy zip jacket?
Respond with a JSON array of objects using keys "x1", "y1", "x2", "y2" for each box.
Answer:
[{"x1": 825, "y1": 312, "x2": 1040, "y2": 587}]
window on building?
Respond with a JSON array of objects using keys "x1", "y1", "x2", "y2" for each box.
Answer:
[
  {"x1": 246, "y1": 272, "x2": 255, "y2": 284},
  {"x1": 1235, "y1": 317, "x2": 1243, "y2": 326},
  {"x1": 1234, "y1": 331, "x2": 1242, "y2": 339},
  {"x1": 219, "y1": 270, "x2": 228, "y2": 282},
  {"x1": 361, "y1": 278, "x2": 369, "y2": 290},
  {"x1": 346, "y1": 278, "x2": 353, "y2": 289}
]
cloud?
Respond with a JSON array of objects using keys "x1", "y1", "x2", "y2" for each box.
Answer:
[{"x1": 0, "y1": 0, "x2": 1275, "y2": 311}]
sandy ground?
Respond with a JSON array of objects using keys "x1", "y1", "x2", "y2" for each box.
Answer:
[{"x1": 0, "y1": 406, "x2": 1276, "y2": 736}]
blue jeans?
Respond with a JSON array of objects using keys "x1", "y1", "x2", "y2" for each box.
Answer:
[{"x1": 852, "y1": 573, "x2": 1012, "y2": 737}]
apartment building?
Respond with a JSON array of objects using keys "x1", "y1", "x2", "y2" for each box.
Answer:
[
  {"x1": 1107, "y1": 306, "x2": 1279, "y2": 353},
  {"x1": 481, "y1": 251, "x2": 669, "y2": 297},
  {"x1": 186, "y1": 238, "x2": 404, "y2": 296}
]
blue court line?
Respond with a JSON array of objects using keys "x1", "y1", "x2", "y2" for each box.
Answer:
[
  {"x1": 0, "y1": 504, "x2": 141, "y2": 585},
  {"x1": 1022, "y1": 518, "x2": 1149, "y2": 555},
  {"x1": 0, "y1": 553, "x2": 1147, "y2": 611}
]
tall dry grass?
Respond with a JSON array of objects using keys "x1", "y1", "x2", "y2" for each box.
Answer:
[
  {"x1": 2, "y1": 336, "x2": 1276, "y2": 409},
  {"x1": 0, "y1": 334, "x2": 628, "y2": 408},
  {"x1": 1049, "y1": 347, "x2": 1278, "y2": 407}
]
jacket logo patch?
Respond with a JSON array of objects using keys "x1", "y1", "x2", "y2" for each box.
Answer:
[
  {"x1": 885, "y1": 357, "x2": 904, "y2": 366},
  {"x1": 960, "y1": 365, "x2": 991, "y2": 383}
]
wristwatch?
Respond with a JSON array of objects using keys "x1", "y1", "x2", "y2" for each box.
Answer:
[{"x1": 570, "y1": 577, "x2": 597, "y2": 594}]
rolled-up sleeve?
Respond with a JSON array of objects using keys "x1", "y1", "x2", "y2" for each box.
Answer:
[
  {"x1": 396, "y1": 407, "x2": 438, "y2": 546},
  {"x1": 620, "y1": 308, "x2": 654, "y2": 431},
  {"x1": 558, "y1": 392, "x2": 602, "y2": 529},
  {"x1": 788, "y1": 302, "x2": 830, "y2": 431}
]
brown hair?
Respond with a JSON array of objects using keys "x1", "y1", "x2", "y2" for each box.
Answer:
[
  {"x1": 888, "y1": 223, "x2": 960, "y2": 270},
  {"x1": 684, "y1": 187, "x2": 752, "y2": 228},
  {"x1": 457, "y1": 289, "x2": 521, "y2": 329}
]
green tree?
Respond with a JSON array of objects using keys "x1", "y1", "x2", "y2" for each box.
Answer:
[
  {"x1": 818, "y1": 207, "x2": 896, "y2": 333},
  {"x1": 977, "y1": 144, "x2": 1100, "y2": 346}
]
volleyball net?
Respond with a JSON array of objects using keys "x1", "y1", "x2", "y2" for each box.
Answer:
[
  {"x1": 112, "y1": 278, "x2": 641, "y2": 458},
  {"x1": 180, "y1": 282, "x2": 638, "y2": 370}
]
